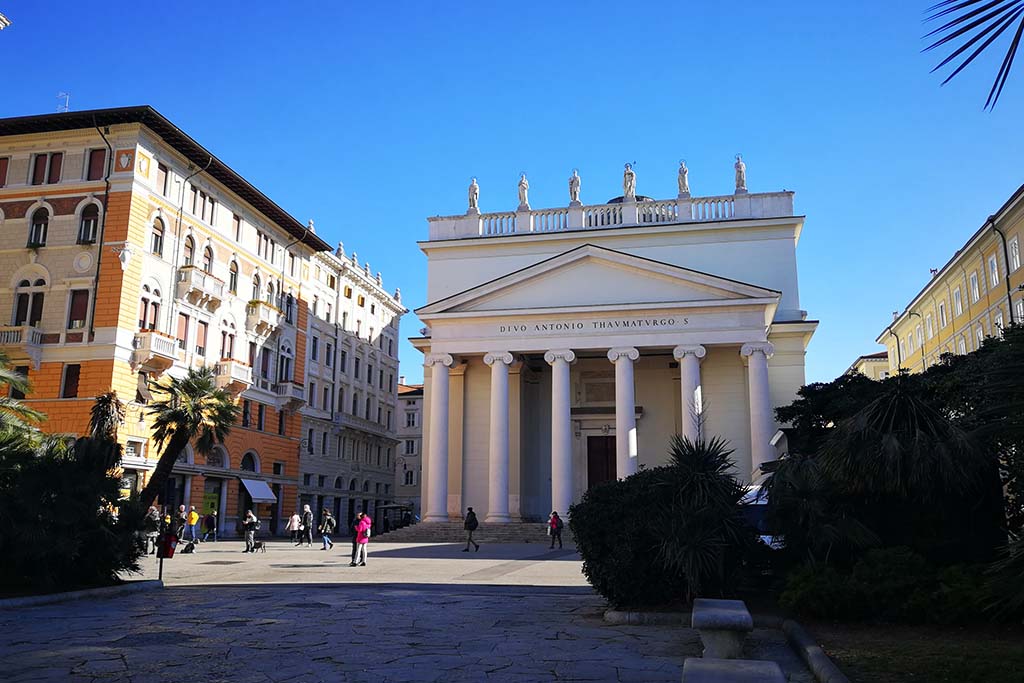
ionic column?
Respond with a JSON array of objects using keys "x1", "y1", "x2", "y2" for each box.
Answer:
[
  {"x1": 607, "y1": 347, "x2": 640, "y2": 479},
  {"x1": 423, "y1": 353, "x2": 454, "y2": 522},
  {"x1": 544, "y1": 349, "x2": 575, "y2": 516},
  {"x1": 740, "y1": 342, "x2": 775, "y2": 476},
  {"x1": 673, "y1": 344, "x2": 706, "y2": 443},
  {"x1": 483, "y1": 351, "x2": 513, "y2": 523}
]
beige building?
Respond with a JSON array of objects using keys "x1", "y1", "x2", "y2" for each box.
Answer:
[
  {"x1": 412, "y1": 166, "x2": 817, "y2": 523},
  {"x1": 876, "y1": 184, "x2": 1024, "y2": 372},
  {"x1": 846, "y1": 351, "x2": 890, "y2": 380},
  {"x1": 394, "y1": 381, "x2": 423, "y2": 516}
]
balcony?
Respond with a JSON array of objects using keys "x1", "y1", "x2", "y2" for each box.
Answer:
[
  {"x1": 215, "y1": 358, "x2": 252, "y2": 394},
  {"x1": 176, "y1": 266, "x2": 224, "y2": 311},
  {"x1": 273, "y1": 380, "x2": 305, "y2": 411},
  {"x1": 132, "y1": 330, "x2": 178, "y2": 375},
  {"x1": 0, "y1": 325, "x2": 43, "y2": 369},
  {"x1": 245, "y1": 300, "x2": 281, "y2": 336},
  {"x1": 336, "y1": 411, "x2": 391, "y2": 438}
]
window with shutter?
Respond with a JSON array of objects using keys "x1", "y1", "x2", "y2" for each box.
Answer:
[
  {"x1": 176, "y1": 313, "x2": 189, "y2": 350},
  {"x1": 47, "y1": 153, "x2": 62, "y2": 184},
  {"x1": 0, "y1": 157, "x2": 9, "y2": 188},
  {"x1": 31, "y1": 155, "x2": 47, "y2": 185},
  {"x1": 157, "y1": 163, "x2": 168, "y2": 196},
  {"x1": 61, "y1": 364, "x2": 81, "y2": 398},
  {"x1": 29, "y1": 291, "x2": 44, "y2": 327},
  {"x1": 67, "y1": 290, "x2": 89, "y2": 329},
  {"x1": 87, "y1": 149, "x2": 106, "y2": 181},
  {"x1": 78, "y1": 205, "x2": 99, "y2": 243},
  {"x1": 196, "y1": 321, "x2": 208, "y2": 356}
]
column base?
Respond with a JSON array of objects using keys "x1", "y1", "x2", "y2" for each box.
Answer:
[
  {"x1": 485, "y1": 513, "x2": 512, "y2": 523},
  {"x1": 421, "y1": 515, "x2": 449, "y2": 523}
]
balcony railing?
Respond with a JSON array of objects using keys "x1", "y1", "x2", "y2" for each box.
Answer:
[
  {"x1": 273, "y1": 380, "x2": 305, "y2": 411},
  {"x1": 427, "y1": 190, "x2": 795, "y2": 240},
  {"x1": 176, "y1": 266, "x2": 224, "y2": 311},
  {"x1": 132, "y1": 330, "x2": 178, "y2": 374},
  {"x1": 0, "y1": 324, "x2": 44, "y2": 369},
  {"x1": 215, "y1": 358, "x2": 252, "y2": 393},
  {"x1": 245, "y1": 300, "x2": 282, "y2": 335}
]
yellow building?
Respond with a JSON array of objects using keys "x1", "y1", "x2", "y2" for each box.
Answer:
[
  {"x1": 846, "y1": 351, "x2": 890, "y2": 380},
  {"x1": 877, "y1": 184, "x2": 1024, "y2": 373},
  {"x1": 0, "y1": 106, "x2": 346, "y2": 536}
]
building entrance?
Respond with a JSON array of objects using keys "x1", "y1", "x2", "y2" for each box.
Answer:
[{"x1": 586, "y1": 435, "x2": 616, "y2": 489}]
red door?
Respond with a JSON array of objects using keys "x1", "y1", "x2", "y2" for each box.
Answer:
[{"x1": 587, "y1": 435, "x2": 616, "y2": 489}]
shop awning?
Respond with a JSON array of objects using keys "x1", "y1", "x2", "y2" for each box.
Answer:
[{"x1": 239, "y1": 478, "x2": 277, "y2": 504}]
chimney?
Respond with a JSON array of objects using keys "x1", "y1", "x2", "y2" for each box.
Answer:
[{"x1": 399, "y1": 375, "x2": 406, "y2": 385}]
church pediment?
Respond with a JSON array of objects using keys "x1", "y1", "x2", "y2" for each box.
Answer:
[{"x1": 417, "y1": 244, "x2": 779, "y2": 317}]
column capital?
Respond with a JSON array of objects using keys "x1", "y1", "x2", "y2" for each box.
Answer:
[
  {"x1": 424, "y1": 352, "x2": 454, "y2": 368},
  {"x1": 483, "y1": 351, "x2": 514, "y2": 366},
  {"x1": 607, "y1": 346, "x2": 640, "y2": 363},
  {"x1": 740, "y1": 342, "x2": 775, "y2": 360},
  {"x1": 544, "y1": 349, "x2": 576, "y2": 365},
  {"x1": 673, "y1": 344, "x2": 706, "y2": 360}
]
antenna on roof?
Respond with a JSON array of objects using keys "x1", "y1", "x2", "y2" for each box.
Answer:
[{"x1": 56, "y1": 92, "x2": 70, "y2": 113}]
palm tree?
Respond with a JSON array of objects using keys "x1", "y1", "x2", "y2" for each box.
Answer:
[
  {"x1": 138, "y1": 367, "x2": 240, "y2": 509},
  {"x1": 925, "y1": 0, "x2": 1024, "y2": 109},
  {"x1": 89, "y1": 391, "x2": 125, "y2": 443}
]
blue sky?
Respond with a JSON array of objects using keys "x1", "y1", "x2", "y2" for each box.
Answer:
[{"x1": 2, "y1": 1, "x2": 1022, "y2": 385}]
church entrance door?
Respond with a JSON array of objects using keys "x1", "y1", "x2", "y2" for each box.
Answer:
[{"x1": 587, "y1": 435, "x2": 616, "y2": 489}]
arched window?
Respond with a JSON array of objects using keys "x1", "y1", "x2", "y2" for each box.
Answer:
[
  {"x1": 240, "y1": 452, "x2": 258, "y2": 472},
  {"x1": 228, "y1": 261, "x2": 238, "y2": 294},
  {"x1": 252, "y1": 274, "x2": 261, "y2": 301},
  {"x1": 202, "y1": 246, "x2": 213, "y2": 274},
  {"x1": 183, "y1": 236, "x2": 195, "y2": 266},
  {"x1": 362, "y1": 481, "x2": 370, "y2": 493},
  {"x1": 28, "y1": 208, "x2": 49, "y2": 247},
  {"x1": 219, "y1": 319, "x2": 236, "y2": 360},
  {"x1": 334, "y1": 477, "x2": 343, "y2": 489},
  {"x1": 277, "y1": 342, "x2": 293, "y2": 382},
  {"x1": 151, "y1": 218, "x2": 165, "y2": 256},
  {"x1": 14, "y1": 277, "x2": 47, "y2": 327},
  {"x1": 349, "y1": 478, "x2": 358, "y2": 491},
  {"x1": 265, "y1": 281, "x2": 275, "y2": 305},
  {"x1": 78, "y1": 205, "x2": 99, "y2": 244},
  {"x1": 206, "y1": 446, "x2": 227, "y2": 468},
  {"x1": 404, "y1": 470, "x2": 414, "y2": 486},
  {"x1": 138, "y1": 285, "x2": 163, "y2": 330}
]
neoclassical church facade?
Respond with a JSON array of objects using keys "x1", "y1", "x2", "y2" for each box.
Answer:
[{"x1": 411, "y1": 164, "x2": 816, "y2": 523}]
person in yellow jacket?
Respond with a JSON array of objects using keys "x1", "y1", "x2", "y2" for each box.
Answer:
[{"x1": 186, "y1": 506, "x2": 200, "y2": 543}]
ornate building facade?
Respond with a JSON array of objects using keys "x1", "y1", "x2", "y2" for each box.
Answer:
[
  {"x1": 412, "y1": 163, "x2": 817, "y2": 523},
  {"x1": 0, "y1": 106, "x2": 404, "y2": 535}
]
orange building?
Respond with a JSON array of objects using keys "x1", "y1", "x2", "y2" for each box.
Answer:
[{"x1": 0, "y1": 106, "x2": 336, "y2": 536}]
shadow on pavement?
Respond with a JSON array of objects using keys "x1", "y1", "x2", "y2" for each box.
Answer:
[
  {"x1": 160, "y1": 581, "x2": 597, "y2": 596},
  {"x1": 366, "y1": 543, "x2": 580, "y2": 561}
]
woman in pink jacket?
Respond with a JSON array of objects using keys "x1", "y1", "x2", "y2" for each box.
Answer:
[{"x1": 350, "y1": 514, "x2": 372, "y2": 567}]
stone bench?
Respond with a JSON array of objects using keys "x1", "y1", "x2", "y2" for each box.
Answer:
[
  {"x1": 682, "y1": 657, "x2": 786, "y2": 683},
  {"x1": 690, "y1": 598, "x2": 753, "y2": 659}
]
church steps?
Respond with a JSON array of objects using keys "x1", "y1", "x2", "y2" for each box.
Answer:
[{"x1": 376, "y1": 522, "x2": 562, "y2": 544}]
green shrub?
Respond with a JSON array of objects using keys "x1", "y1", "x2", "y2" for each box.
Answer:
[
  {"x1": 0, "y1": 437, "x2": 143, "y2": 594},
  {"x1": 569, "y1": 436, "x2": 754, "y2": 608},
  {"x1": 779, "y1": 564, "x2": 867, "y2": 619},
  {"x1": 852, "y1": 547, "x2": 934, "y2": 620}
]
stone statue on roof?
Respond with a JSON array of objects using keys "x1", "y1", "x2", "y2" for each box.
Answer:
[
  {"x1": 734, "y1": 155, "x2": 747, "y2": 194},
  {"x1": 677, "y1": 161, "x2": 689, "y2": 197},
  {"x1": 623, "y1": 163, "x2": 636, "y2": 201},
  {"x1": 468, "y1": 177, "x2": 479, "y2": 212},
  {"x1": 568, "y1": 169, "x2": 581, "y2": 204},
  {"x1": 518, "y1": 173, "x2": 530, "y2": 209}
]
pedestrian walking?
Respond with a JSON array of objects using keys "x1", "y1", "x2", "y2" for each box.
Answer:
[
  {"x1": 202, "y1": 510, "x2": 218, "y2": 542},
  {"x1": 463, "y1": 507, "x2": 480, "y2": 552},
  {"x1": 176, "y1": 504, "x2": 187, "y2": 540},
  {"x1": 286, "y1": 511, "x2": 301, "y2": 543},
  {"x1": 319, "y1": 509, "x2": 336, "y2": 550},
  {"x1": 349, "y1": 512, "x2": 364, "y2": 563},
  {"x1": 350, "y1": 513, "x2": 372, "y2": 566},
  {"x1": 144, "y1": 506, "x2": 161, "y2": 555},
  {"x1": 548, "y1": 511, "x2": 564, "y2": 549},
  {"x1": 242, "y1": 510, "x2": 259, "y2": 553},
  {"x1": 299, "y1": 505, "x2": 314, "y2": 547},
  {"x1": 186, "y1": 506, "x2": 200, "y2": 542}
]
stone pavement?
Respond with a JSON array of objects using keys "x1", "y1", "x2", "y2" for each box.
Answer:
[{"x1": 0, "y1": 541, "x2": 813, "y2": 682}]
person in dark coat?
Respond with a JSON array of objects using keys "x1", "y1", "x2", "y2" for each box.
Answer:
[
  {"x1": 548, "y1": 511, "x2": 564, "y2": 549},
  {"x1": 463, "y1": 507, "x2": 480, "y2": 552},
  {"x1": 298, "y1": 504, "x2": 314, "y2": 547}
]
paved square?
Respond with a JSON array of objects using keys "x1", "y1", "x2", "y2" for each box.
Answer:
[{"x1": 0, "y1": 540, "x2": 812, "y2": 682}]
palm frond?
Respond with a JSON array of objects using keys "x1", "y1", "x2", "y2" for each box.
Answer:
[{"x1": 924, "y1": 0, "x2": 1024, "y2": 109}]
